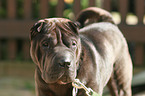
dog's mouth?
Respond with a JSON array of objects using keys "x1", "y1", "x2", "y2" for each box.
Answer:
[
  {"x1": 42, "y1": 71, "x2": 64, "y2": 84},
  {"x1": 42, "y1": 69, "x2": 76, "y2": 84},
  {"x1": 57, "y1": 76, "x2": 71, "y2": 84},
  {"x1": 57, "y1": 73, "x2": 75, "y2": 84},
  {"x1": 57, "y1": 80, "x2": 68, "y2": 85}
]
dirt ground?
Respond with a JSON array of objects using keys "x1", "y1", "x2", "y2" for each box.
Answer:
[
  {"x1": 0, "y1": 61, "x2": 35, "y2": 96},
  {"x1": 0, "y1": 61, "x2": 145, "y2": 96},
  {"x1": 0, "y1": 77, "x2": 35, "y2": 96}
]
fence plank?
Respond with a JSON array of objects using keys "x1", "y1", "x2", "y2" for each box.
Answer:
[
  {"x1": 24, "y1": 0, "x2": 32, "y2": 19},
  {"x1": 8, "y1": 39, "x2": 17, "y2": 60},
  {"x1": 23, "y1": 40, "x2": 30, "y2": 60},
  {"x1": 119, "y1": 25, "x2": 145, "y2": 42},
  {"x1": 89, "y1": 0, "x2": 96, "y2": 7},
  {"x1": 0, "y1": 20, "x2": 35, "y2": 38},
  {"x1": 102, "y1": 0, "x2": 111, "y2": 11},
  {"x1": 7, "y1": 0, "x2": 16, "y2": 19},
  {"x1": 56, "y1": 0, "x2": 64, "y2": 17},
  {"x1": 118, "y1": 0, "x2": 129, "y2": 24},
  {"x1": 1, "y1": 21, "x2": 145, "y2": 41},
  {"x1": 40, "y1": 0, "x2": 49, "y2": 18},
  {"x1": 135, "y1": 0, "x2": 144, "y2": 24},
  {"x1": 134, "y1": 44, "x2": 144, "y2": 65},
  {"x1": 0, "y1": 0, "x2": 145, "y2": 65},
  {"x1": 73, "y1": 0, "x2": 81, "y2": 17}
]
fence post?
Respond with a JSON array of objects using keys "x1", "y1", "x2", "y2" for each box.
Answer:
[
  {"x1": 56, "y1": 0, "x2": 64, "y2": 17},
  {"x1": 0, "y1": 1, "x2": 1, "y2": 8},
  {"x1": 102, "y1": 0, "x2": 111, "y2": 11},
  {"x1": 7, "y1": 0, "x2": 16, "y2": 19},
  {"x1": 73, "y1": 0, "x2": 81, "y2": 17},
  {"x1": 0, "y1": 41, "x2": 1, "y2": 59},
  {"x1": 24, "y1": 0, "x2": 32, "y2": 19},
  {"x1": 23, "y1": 40, "x2": 30, "y2": 60},
  {"x1": 40, "y1": 0, "x2": 49, "y2": 18},
  {"x1": 118, "y1": 0, "x2": 129, "y2": 24},
  {"x1": 135, "y1": 0, "x2": 144, "y2": 25},
  {"x1": 89, "y1": 0, "x2": 96, "y2": 7},
  {"x1": 134, "y1": 43, "x2": 144, "y2": 65},
  {"x1": 8, "y1": 39, "x2": 17, "y2": 60}
]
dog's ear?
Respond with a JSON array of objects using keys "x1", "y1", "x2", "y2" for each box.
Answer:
[
  {"x1": 68, "y1": 21, "x2": 80, "y2": 34},
  {"x1": 30, "y1": 22, "x2": 44, "y2": 40}
]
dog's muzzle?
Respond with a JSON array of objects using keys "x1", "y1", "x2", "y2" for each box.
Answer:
[
  {"x1": 42, "y1": 46, "x2": 77, "y2": 84},
  {"x1": 54, "y1": 51, "x2": 73, "y2": 68}
]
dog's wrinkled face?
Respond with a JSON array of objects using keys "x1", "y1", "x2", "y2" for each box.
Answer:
[{"x1": 30, "y1": 18, "x2": 81, "y2": 84}]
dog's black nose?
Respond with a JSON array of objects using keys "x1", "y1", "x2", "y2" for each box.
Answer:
[{"x1": 59, "y1": 60, "x2": 71, "y2": 68}]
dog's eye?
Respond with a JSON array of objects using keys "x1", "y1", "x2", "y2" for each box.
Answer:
[
  {"x1": 42, "y1": 42, "x2": 49, "y2": 47},
  {"x1": 72, "y1": 40, "x2": 77, "y2": 47}
]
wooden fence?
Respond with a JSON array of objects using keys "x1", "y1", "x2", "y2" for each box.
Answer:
[{"x1": 0, "y1": 0, "x2": 145, "y2": 66}]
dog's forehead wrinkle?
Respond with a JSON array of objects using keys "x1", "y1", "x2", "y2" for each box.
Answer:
[
  {"x1": 40, "y1": 18, "x2": 76, "y2": 37},
  {"x1": 38, "y1": 19, "x2": 45, "y2": 23},
  {"x1": 46, "y1": 31, "x2": 56, "y2": 37},
  {"x1": 46, "y1": 33, "x2": 52, "y2": 37},
  {"x1": 55, "y1": 26, "x2": 64, "y2": 44},
  {"x1": 44, "y1": 18, "x2": 70, "y2": 27},
  {"x1": 37, "y1": 22, "x2": 43, "y2": 32}
]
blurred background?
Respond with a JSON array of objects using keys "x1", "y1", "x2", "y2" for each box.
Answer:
[{"x1": 0, "y1": 0, "x2": 145, "y2": 96}]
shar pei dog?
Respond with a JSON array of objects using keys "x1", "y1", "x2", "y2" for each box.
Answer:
[{"x1": 30, "y1": 7, "x2": 132, "y2": 96}]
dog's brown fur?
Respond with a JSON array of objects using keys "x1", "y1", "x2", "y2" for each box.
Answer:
[{"x1": 30, "y1": 7, "x2": 132, "y2": 96}]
